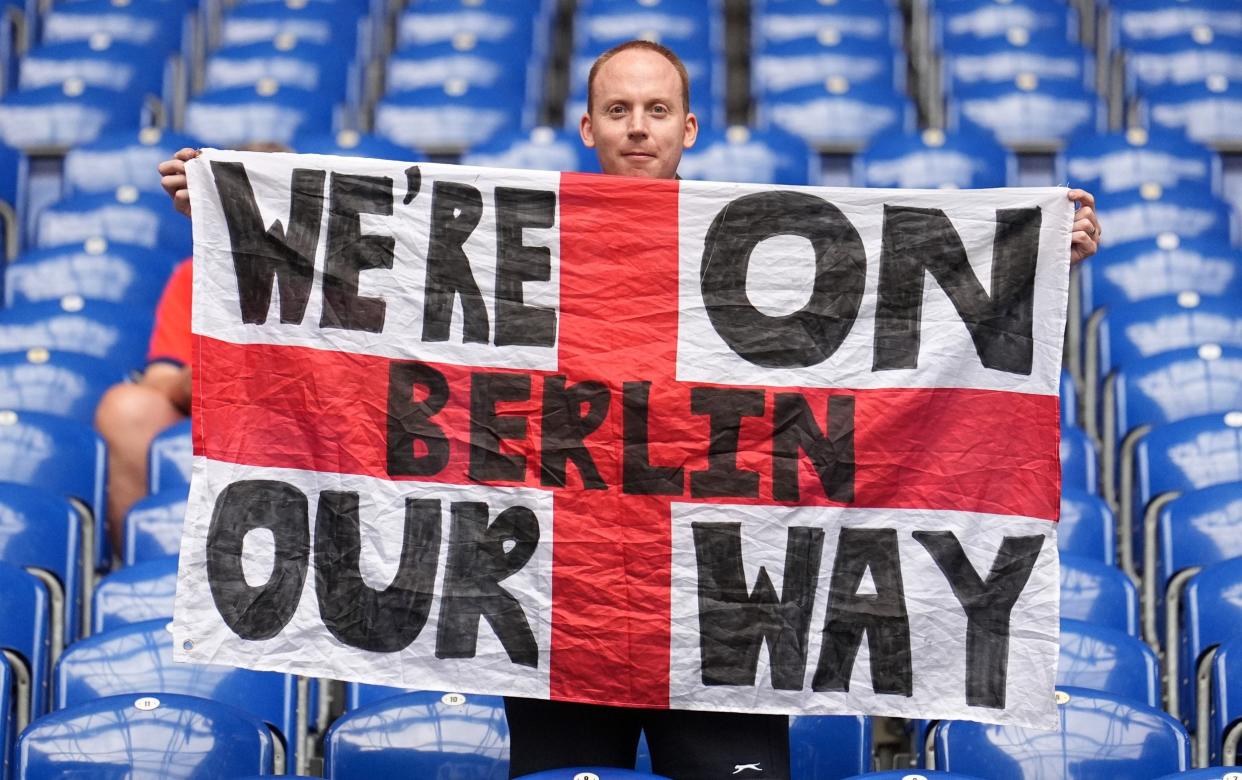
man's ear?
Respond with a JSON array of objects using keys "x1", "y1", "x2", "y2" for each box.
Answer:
[
  {"x1": 579, "y1": 113, "x2": 596, "y2": 148},
  {"x1": 683, "y1": 112, "x2": 699, "y2": 149}
]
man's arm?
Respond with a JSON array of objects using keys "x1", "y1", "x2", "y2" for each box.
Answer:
[{"x1": 158, "y1": 147, "x2": 201, "y2": 218}]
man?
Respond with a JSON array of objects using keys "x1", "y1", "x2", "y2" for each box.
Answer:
[{"x1": 157, "y1": 39, "x2": 1101, "y2": 779}]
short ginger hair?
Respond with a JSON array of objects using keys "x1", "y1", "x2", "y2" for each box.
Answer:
[{"x1": 586, "y1": 39, "x2": 692, "y2": 115}]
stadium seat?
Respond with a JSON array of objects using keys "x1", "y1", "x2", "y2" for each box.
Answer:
[
  {"x1": 0, "y1": 410, "x2": 107, "y2": 573},
  {"x1": 0, "y1": 482, "x2": 83, "y2": 643},
  {"x1": 750, "y1": 0, "x2": 901, "y2": 50},
  {"x1": 0, "y1": 349, "x2": 120, "y2": 425},
  {"x1": 54, "y1": 618, "x2": 304, "y2": 773},
  {"x1": 1209, "y1": 635, "x2": 1242, "y2": 765},
  {"x1": 1151, "y1": 769, "x2": 1242, "y2": 780},
  {"x1": 574, "y1": 0, "x2": 719, "y2": 54},
  {"x1": 516, "y1": 771, "x2": 663, "y2": 780},
  {"x1": 0, "y1": 560, "x2": 50, "y2": 721},
  {"x1": 91, "y1": 555, "x2": 177, "y2": 634},
  {"x1": 1056, "y1": 618, "x2": 1160, "y2": 707},
  {"x1": 1102, "y1": 345, "x2": 1242, "y2": 529},
  {"x1": 949, "y1": 79, "x2": 1103, "y2": 150},
  {"x1": 148, "y1": 418, "x2": 192, "y2": 494},
  {"x1": 1106, "y1": 0, "x2": 1242, "y2": 49},
  {"x1": 933, "y1": 686, "x2": 1189, "y2": 778},
  {"x1": 1177, "y1": 557, "x2": 1242, "y2": 758},
  {"x1": 941, "y1": 34, "x2": 1093, "y2": 99},
  {"x1": 789, "y1": 714, "x2": 872, "y2": 778},
  {"x1": 1059, "y1": 490, "x2": 1116, "y2": 564},
  {"x1": 374, "y1": 84, "x2": 526, "y2": 152},
  {"x1": 40, "y1": 0, "x2": 187, "y2": 50},
  {"x1": 0, "y1": 653, "x2": 12, "y2": 779},
  {"x1": 0, "y1": 83, "x2": 145, "y2": 150},
  {"x1": 293, "y1": 130, "x2": 417, "y2": 161},
  {"x1": 1061, "y1": 368, "x2": 1078, "y2": 428},
  {"x1": 753, "y1": 36, "x2": 904, "y2": 97},
  {"x1": 1085, "y1": 294, "x2": 1242, "y2": 442},
  {"x1": 17, "y1": 39, "x2": 169, "y2": 99},
  {"x1": 34, "y1": 189, "x2": 192, "y2": 256},
  {"x1": 841, "y1": 773, "x2": 985, "y2": 780},
  {"x1": 1060, "y1": 554, "x2": 1139, "y2": 637},
  {"x1": 1142, "y1": 79, "x2": 1242, "y2": 149},
  {"x1": 758, "y1": 78, "x2": 914, "y2": 152},
  {"x1": 204, "y1": 40, "x2": 350, "y2": 104},
  {"x1": 385, "y1": 39, "x2": 534, "y2": 116},
  {"x1": 462, "y1": 126, "x2": 601, "y2": 174},
  {"x1": 345, "y1": 682, "x2": 410, "y2": 711},
  {"x1": 1124, "y1": 33, "x2": 1242, "y2": 98},
  {"x1": 677, "y1": 125, "x2": 814, "y2": 185},
  {"x1": 1060, "y1": 127, "x2": 1221, "y2": 195},
  {"x1": 323, "y1": 689, "x2": 508, "y2": 778},
  {"x1": 854, "y1": 126, "x2": 1011, "y2": 189},
  {"x1": 5, "y1": 240, "x2": 180, "y2": 306},
  {"x1": 0, "y1": 139, "x2": 22, "y2": 261},
  {"x1": 183, "y1": 84, "x2": 335, "y2": 148},
  {"x1": 0, "y1": 298, "x2": 154, "y2": 371},
  {"x1": 17, "y1": 692, "x2": 275, "y2": 778},
  {"x1": 1127, "y1": 411, "x2": 1242, "y2": 596},
  {"x1": 1060, "y1": 424, "x2": 1098, "y2": 495},
  {"x1": 934, "y1": 0, "x2": 1078, "y2": 48},
  {"x1": 122, "y1": 485, "x2": 187, "y2": 565},
  {"x1": 62, "y1": 129, "x2": 200, "y2": 198},
  {"x1": 1092, "y1": 185, "x2": 1234, "y2": 248},
  {"x1": 218, "y1": 0, "x2": 363, "y2": 56}
]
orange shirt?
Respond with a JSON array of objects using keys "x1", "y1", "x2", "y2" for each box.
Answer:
[{"x1": 147, "y1": 258, "x2": 192, "y2": 367}]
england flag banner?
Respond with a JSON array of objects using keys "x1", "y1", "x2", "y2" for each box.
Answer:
[{"x1": 173, "y1": 148, "x2": 1071, "y2": 728}]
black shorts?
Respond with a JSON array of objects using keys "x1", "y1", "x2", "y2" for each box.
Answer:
[{"x1": 505, "y1": 697, "x2": 790, "y2": 780}]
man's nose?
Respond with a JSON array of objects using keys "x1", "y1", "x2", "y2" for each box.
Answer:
[{"x1": 626, "y1": 112, "x2": 648, "y2": 137}]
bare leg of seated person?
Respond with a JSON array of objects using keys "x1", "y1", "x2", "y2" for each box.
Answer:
[{"x1": 95, "y1": 363, "x2": 190, "y2": 553}]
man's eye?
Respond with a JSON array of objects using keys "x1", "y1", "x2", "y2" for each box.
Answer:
[
  {"x1": 651, "y1": 105, "x2": 668, "y2": 115},
  {"x1": 608, "y1": 105, "x2": 626, "y2": 115}
]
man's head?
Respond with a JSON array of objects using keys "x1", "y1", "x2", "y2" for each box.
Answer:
[{"x1": 580, "y1": 40, "x2": 698, "y2": 179}]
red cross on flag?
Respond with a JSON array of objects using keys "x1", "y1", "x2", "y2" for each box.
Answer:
[{"x1": 173, "y1": 149, "x2": 1072, "y2": 728}]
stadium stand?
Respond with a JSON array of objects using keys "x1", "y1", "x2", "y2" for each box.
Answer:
[{"x1": 0, "y1": 0, "x2": 1237, "y2": 774}]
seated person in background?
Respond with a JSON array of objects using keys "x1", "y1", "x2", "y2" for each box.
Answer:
[{"x1": 97, "y1": 141, "x2": 288, "y2": 555}]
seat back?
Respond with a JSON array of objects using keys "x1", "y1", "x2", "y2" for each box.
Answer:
[
  {"x1": 0, "y1": 561, "x2": 50, "y2": 720},
  {"x1": 184, "y1": 85, "x2": 335, "y2": 148},
  {"x1": 324, "y1": 689, "x2": 508, "y2": 777},
  {"x1": 676, "y1": 125, "x2": 815, "y2": 186},
  {"x1": 35, "y1": 190, "x2": 191, "y2": 257},
  {"x1": 0, "y1": 298, "x2": 153, "y2": 372},
  {"x1": 1108, "y1": 0, "x2": 1242, "y2": 48},
  {"x1": 1094, "y1": 185, "x2": 1234, "y2": 248},
  {"x1": 1096, "y1": 295, "x2": 1242, "y2": 387},
  {"x1": 374, "y1": 84, "x2": 526, "y2": 152},
  {"x1": 935, "y1": 0, "x2": 1078, "y2": 47},
  {"x1": 1057, "y1": 618, "x2": 1160, "y2": 707},
  {"x1": 1182, "y1": 558, "x2": 1242, "y2": 723},
  {"x1": 1060, "y1": 554, "x2": 1139, "y2": 636},
  {"x1": 0, "y1": 482, "x2": 82, "y2": 642},
  {"x1": 789, "y1": 714, "x2": 872, "y2": 779},
  {"x1": 1159, "y1": 482, "x2": 1242, "y2": 586},
  {"x1": 1059, "y1": 491, "x2": 1115, "y2": 564},
  {"x1": 1079, "y1": 237, "x2": 1241, "y2": 324},
  {"x1": 1210, "y1": 635, "x2": 1242, "y2": 765},
  {"x1": 17, "y1": 692, "x2": 273, "y2": 779},
  {"x1": 17, "y1": 40, "x2": 167, "y2": 97},
  {"x1": 1141, "y1": 80, "x2": 1242, "y2": 161},
  {"x1": 1135, "y1": 412, "x2": 1242, "y2": 517},
  {"x1": 91, "y1": 556, "x2": 178, "y2": 634},
  {"x1": 5, "y1": 241, "x2": 180, "y2": 307},
  {"x1": 950, "y1": 79, "x2": 1103, "y2": 149},
  {"x1": 758, "y1": 78, "x2": 914, "y2": 152},
  {"x1": 935, "y1": 686, "x2": 1189, "y2": 778},
  {"x1": 122, "y1": 485, "x2": 188, "y2": 565},
  {"x1": 0, "y1": 350, "x2": 122, "y2": 425},
  {"x1": 148, "y1": 419, "x2": 192, "y2": 494},
  {"x1": 292, "y1": 130, "x2": 418, "y2": 161},
  {"x1": 462, "y1": 127, "x2": 601, "y2": 175},
  {"x1": 62, "y1": 129, "x2": 201, "y2": 198},
  {"x1": 942, "y1": 34, "x2": 1092, "y2": 98},
  {"x1": 0, "y1": 84, "x2": 145, "y2": 151},
  {"x1": 855, "y1": 126, "x2": 1011, "y2": 189},
  {"x1": 1061, "y1": 127, "x2": 1221, "y2": 195},
  {"x1": 1060, "y1": 425, "x2": 1098, "y2": 495}
]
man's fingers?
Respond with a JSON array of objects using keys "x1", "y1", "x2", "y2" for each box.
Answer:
[
  {"x1": 1067, "y1": 188, "x2": 1096, "y2": 208},
  {"x1": 174, "y1": 147, "x2": 200, "y2": 162}
]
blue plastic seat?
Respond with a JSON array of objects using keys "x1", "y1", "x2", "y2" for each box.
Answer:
[
  {"x1": 122, "y1": 485, "x2": 188, "y2": 565},
  {"x1": 789, "y1": 714, "x2": 872, "y2": 779},
  {"x1": 91, "y1": 555, "x2": 178, "y2": 634},
  {"x1": 1107, "y1": 0, "x2": 1242, "y2": 49},
  {"x1": 17, "y1": 40, "x2": 169, "y2": 98},
  {"x1": 1093, "y1": 185, "x2": 1234, "y2": 248},
  {"x1": 462, "y1": 126, "x2": 601, "y2": 174},
  {"x1": 40, "y1": 0, "x2": 186, "y2": 49},
  {"x1": 54, "y1": 618, "x2": 303, "y2": 773},
  {"x1": 293, "y1": 130, "x2": 417, "y2": 161},
  {"x1": 751, "y1": 0, "x2": 901, "y2": 49},
  {"x1": 218, "y1": 0, "x2": 363, "y2": 55},
  {"x1": 62, "y1": 129, "x2": 200, "y2": 198},
  {"x1": 1142, "y1": 79, "x2": 1242, "y2": 149},
  {"x1": 1060, "y1": 554, "x2": 1139, "y2": 637},
  {"x1": 758, "y1": 78, "x2": 914, "y2": 152},
  {"x1": 1059, "y1": 490, "x2": 1115, "y2": 564},
  {"x1": 395, "y1": 0, "x2": 546, "y2": 56},
  {"x1": 1125, "y1": 33, "x2": 1242, "y2": 98},
  {"x1": 0, "y1": 298, "x2": 153, "y2": 371},
  {"x1": 324, "y1": 689, "x2": 508, "y2": 778},
  {"x1": 1061, "y1": 127, "x2": 1221, "y2": 195},
  {"x1": 0, "y1": 560, "x2": 50, "y2": 726},
  {"x1": 677, "y1": 125, "x2": 815, "y2": 185},
  {"x1": 5, "y1": 240, "x2": 180, "y2": 306},
  {"x1": 374, "y1": 84, "x2": 526, "y2": 152},
  {"x1": 1057, "y1": 618, "x2": 1159, "y2": 707},
  {"x1": 841, "y1": 773, "x2": 985, "y2": 780},
  {"x1": 1178, "y1": 557, "x2": 1242, "y2": 757},
  {"x1": 148, "y1": 418, "x2": 192, "y2": 494},
  {"x1": 0, "y1": 410, "x2": 107, "y2": 572},
  {"x1": 934, "y1": 686, "x2": 1189, "y2": 778},
  {"x1": 17, "y1": 692, "x2": 274, "y2": 779},
  {"x1": 0, "y1": 349, "x2": 120, "y2": 425},
  {"x1": 183, "y1": 84, "x2": 335, "y2": 147},
  {"x1": 753, "y1": 36, "x2": 904, "y2": 97},
  {"x1": 950, "y1": 79, "x2": 1103, "y2": 150},
  {"x1": 386, "y1": 39, "x2": 534, "y2": 115},
  {"x1": 0, "y1": 84, "x2": 144, "y2": 150},
  {"x1": 854, "y1": 126, "x2": 1011, "y2": 189},
  {"x1": 935, "y1": 0, "x2": 1078, "y2": 48},
  {"x1": 0, "y1": 653, "x2": 12, "y2": 779},
  {"x1": 1151, "y1": 768, "x2": 1242, "y2": 780},
  {"x1": 204, "y1": 40, "x2": 349, "y2": 102},
  {"x1": 0, "y1": 139, "x2": 23, "y2": 261},
  {"x1": 574, "y1": 0, "x2": 719, "y2": 54},
  {"x1": 1209, "y1": 635, "x2": 1242, "y2": 765},
  {"x1": 516, "y1": 771, "x2": 664, "y2": 780},
  {"x1": 1060, "y1": 425, "x2": 1098, "y2": 495},
  {"x1": 1060, "y1": 369, "x2": 1078, "y2": 428},
  {"x1": 0, "y1": 482, "x2": 84, "y2": 644},
  {"x1": 34, "y1": 189, "x2": 191, "y2": 257},
  {"x1": 941, "y1": 34, "x2": 1092, "y2": 98}
]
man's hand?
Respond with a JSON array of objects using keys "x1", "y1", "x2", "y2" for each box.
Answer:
[
  {"x1": 1068, "y1": 188, "x2": 1101, "y2": 264},
  {"x1": 158, "y1": 147, "x2": 201, "y2": 218}
]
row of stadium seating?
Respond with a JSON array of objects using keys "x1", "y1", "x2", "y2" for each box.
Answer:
[{"x1": 0, "y1": 0, "x2": 1241, "y2": 777}]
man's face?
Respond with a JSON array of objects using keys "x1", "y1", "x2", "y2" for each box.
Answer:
[{"x1": 580, "y1": 48, "x2": 698, "y2": 180}]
